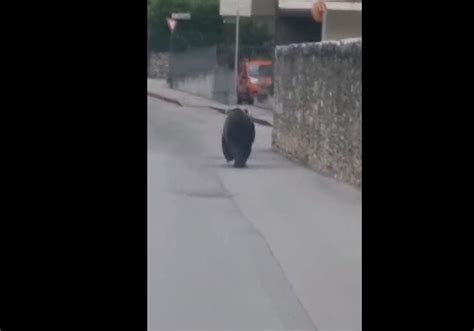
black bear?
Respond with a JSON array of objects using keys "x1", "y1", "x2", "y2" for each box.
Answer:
[{"x1": 221, "y1": 108, "x2": 255, "y2": 168}]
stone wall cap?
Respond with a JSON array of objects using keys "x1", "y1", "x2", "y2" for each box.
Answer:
[
  {"x1": 279, "y1": 0, "x2": 362, "y2": 11},
  {"x1": 276, "y1": 38, "x2": 361, "y2": 56}
]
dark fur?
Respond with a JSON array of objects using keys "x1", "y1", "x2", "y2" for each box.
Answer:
[{"x1": 221, "y1": 108, "x2": 255, "y2": 168}]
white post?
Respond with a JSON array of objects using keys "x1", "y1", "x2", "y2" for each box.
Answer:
[
  {"x1": 321, "y1": 10, "x2": 327, "y2": 41},
  {"x1": 234, "y1": 3, "x2": 240, "y2": 105}
]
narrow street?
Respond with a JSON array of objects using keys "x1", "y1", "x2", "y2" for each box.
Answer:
[{"x1": 147, "y1": 96, "x2": 361, "y2": 330}]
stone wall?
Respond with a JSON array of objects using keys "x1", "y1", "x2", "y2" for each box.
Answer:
[
  {"x1": 272, "y1": 38, "x2": 361, "y2": 189},
  {"x1": 169, "y1": 46, "x2": 236, "y2": 105},
  {"x1": 172, "y1": 67, "x2": 234, "y2": 105}
]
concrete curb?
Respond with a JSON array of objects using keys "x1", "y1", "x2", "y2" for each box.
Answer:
[
  {"x1": 148, "y1": 90, "x2": 273, "y2": 127},
  {"x1": 147, "y1": 91, "x2": 182, "y2": 107}
]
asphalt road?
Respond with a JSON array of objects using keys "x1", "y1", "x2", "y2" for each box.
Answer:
[{"x1": 147, "y1": 96, "x2": 361, "y2": 330}]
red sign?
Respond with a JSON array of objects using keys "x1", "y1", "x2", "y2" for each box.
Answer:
[
  {"x1": 166, "y1": 17, "x2": 177, "y2": 32},
  {"x1": 311, "y1": 1, "x2": 327, "y2": 23}
]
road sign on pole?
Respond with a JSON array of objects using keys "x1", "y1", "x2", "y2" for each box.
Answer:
[
  {"x1": 171, "y1": 12, "x2": 191, "y2": 20},
  {"x1": 166, "y1": 17, "x2": 177, "y2": 32}
]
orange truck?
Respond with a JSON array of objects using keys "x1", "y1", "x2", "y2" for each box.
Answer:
[{"x1": 237, "y1": 59, "x2": 273, "y2": 105}]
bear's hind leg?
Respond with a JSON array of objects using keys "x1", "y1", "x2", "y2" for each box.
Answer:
[{"x1": 222, "y1": 135, "x2": 233, "y2": 162}]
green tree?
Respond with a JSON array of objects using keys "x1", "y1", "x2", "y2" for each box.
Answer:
[{"x1": 148, "y1": 0, "x2": 223, "y2": 52}]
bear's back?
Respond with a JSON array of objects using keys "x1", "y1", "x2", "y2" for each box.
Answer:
[{"x1": 223, "y1": 109, "x2": 255, "y2": 145}]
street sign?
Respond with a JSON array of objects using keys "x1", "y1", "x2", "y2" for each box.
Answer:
[
  {"x1": 311, "y1": 0, "x2": 327, "y2": 23},
  {"x1": 171, "y1": 12, "x2": 191, "y2": 20},
  {"x1": 166, "y1": 17, "x2": 177, "y2": 32}
]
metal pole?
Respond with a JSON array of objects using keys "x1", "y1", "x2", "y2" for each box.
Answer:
[
  {"x1": 234, "y1": 3, "x2": 240, "y2": 105},
  {"x1": 321, "y1": 10, "x2": 327, "y2": 41},
  {"x1": 169, "y1": 29, "x2": 174, "y2": 88}
]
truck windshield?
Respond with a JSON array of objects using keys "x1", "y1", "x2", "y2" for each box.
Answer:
[
  {"x1": 248, "y1": 65, "x2": 259, "y2": 78},
  {"x1": 259, "y1": 65, "x2": 272, "y2": 77},
  {"x1": 248, "y1": 64, "x2": 272, "y2": 78}
]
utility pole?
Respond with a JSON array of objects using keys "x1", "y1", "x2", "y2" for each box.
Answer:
[{"x1": 233, "y1": 2, "x2": 240, "y2": 105}]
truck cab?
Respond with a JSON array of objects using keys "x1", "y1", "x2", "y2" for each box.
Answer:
[{"x1": 237, "y1": 59, "x2": 273, "y2": 105}]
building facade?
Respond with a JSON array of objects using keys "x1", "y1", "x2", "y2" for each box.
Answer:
[{"x1": 220, "y1": 0, "x2": 362, "y2": 44}]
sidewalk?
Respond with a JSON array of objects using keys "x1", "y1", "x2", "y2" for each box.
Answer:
[{"x1": 147, "y1": 78, "x2": 273, "y2": 126}]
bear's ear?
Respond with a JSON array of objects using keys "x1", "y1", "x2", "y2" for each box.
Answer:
[{"x1": 243, "y1": 109, "x2": 249, "y2": 114}]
